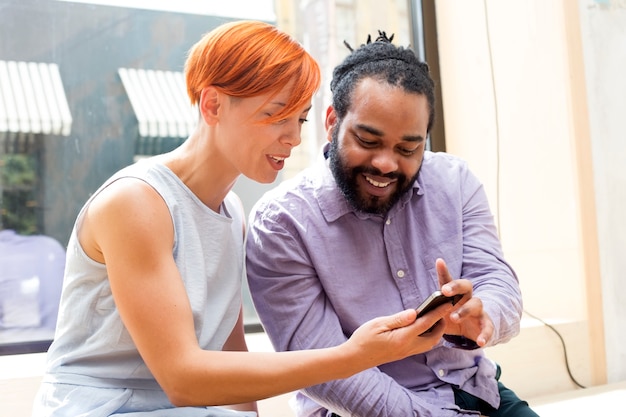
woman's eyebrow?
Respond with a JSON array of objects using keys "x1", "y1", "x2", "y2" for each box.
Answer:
[{"x1": 269, "y1": 101, "x2": 313, "y2": 113}]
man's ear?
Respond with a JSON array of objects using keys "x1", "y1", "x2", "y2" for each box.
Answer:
[
  {"x1": 199, "y1": 86, "x2": 220, "y2": 125},
  {"x1": 324, "y1": 105, "x2": 338, "y2": 143}
]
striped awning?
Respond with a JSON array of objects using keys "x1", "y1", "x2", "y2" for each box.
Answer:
[
  {"x1": 118, "y1": 68, "x2": 197, "y2": 140},
  {"x1": 0, "y1": 61, "x2": 73, "y2": 138}
]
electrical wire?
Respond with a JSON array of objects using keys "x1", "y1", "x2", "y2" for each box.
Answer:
[
  {"x1": 482, "y1": 0, "x2": 501, "y2": 237},
  {"x1": 522, "y1": 310, "x2": 587, "y2": 389},
  {"x1": 482, "y1": 0, "x2": 587, "y2": 391}
]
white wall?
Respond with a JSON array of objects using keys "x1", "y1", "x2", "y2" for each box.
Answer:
[
  {"x1": 435, "y1": 0, "x2": 626, "y2": 390},
  {"x1": 577, "y1": 0, "x2": 626, "y2": 383},
  {"x1": 436, "y1": 0, "x2": 587, "y2": 319}
]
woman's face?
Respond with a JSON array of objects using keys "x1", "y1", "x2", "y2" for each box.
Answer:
[{"x1": 216, "y1": 83, "x2": 312, "y2": 184}]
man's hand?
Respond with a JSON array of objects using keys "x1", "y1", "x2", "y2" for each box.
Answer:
[{"x1": 436, "y1": 258, "x2": 494, "y2": 347}]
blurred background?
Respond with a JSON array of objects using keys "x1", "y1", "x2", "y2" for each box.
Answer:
[{"x1": 0, "y1": 0, "x2": 624, "y2": 401}]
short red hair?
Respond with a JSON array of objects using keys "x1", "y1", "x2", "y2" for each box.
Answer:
[{"x1": 185, "y1": 20, "x2": 321, "y2": 124}]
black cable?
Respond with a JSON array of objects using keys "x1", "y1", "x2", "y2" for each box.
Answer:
[
  {"x1": 482, "y1": 0, "x2": 587, "y2": 391},
  {"x1": 522, "y1": 309, "x2": 587, "y2": 389}
]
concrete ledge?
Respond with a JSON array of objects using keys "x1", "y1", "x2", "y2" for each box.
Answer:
[
  {"x1": 529, "y1": 381, "x2": 626, "y2": 416},
  {"x1": 0, "y1": 375, "x2": 295, "y2": 417},
  {"x1": 2, "y1": 368, "x2": 624, "y2": 417},
  {"x1": 1, "y1": 327, "x2": 616, "y2": 417},
  {"x1": 0, "y1": 375, "x2": 41, "y2": 417}
]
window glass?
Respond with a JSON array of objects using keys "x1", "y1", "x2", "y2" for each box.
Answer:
[{"x1": 0, "y1": 0, "x2": 418, "y2": 354}]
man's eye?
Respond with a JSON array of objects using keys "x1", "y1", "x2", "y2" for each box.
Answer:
[
  {"x1": 400, "y1": 147, "x2": 417, "y2": 156},
  {"x1": 356, "y1": 135, "x2": 376, "y2": 147}
]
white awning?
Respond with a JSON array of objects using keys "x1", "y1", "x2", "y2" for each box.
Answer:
[
  {"x1": 0, "y1": 60, "x2": 73, "y2": 137},
  {"x1": 118, "y1": 68, "x2": 197, "y2": 139}
]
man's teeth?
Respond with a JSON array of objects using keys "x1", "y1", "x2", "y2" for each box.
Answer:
[
  {"x1": 270, "y1": 156, "x2": 286, "y2": 162},
  {"x1": 365, "y1": 176, "x2": 390, "y2": 188}
]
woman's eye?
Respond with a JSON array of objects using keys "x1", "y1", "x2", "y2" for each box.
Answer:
[
  {"x1": 299, "y1": 118, "x2": 309, "y2": 124},
  {"x1": 267, "y1": 115, "x2": 287, "y2": 124},
  {"x1": 264, "y1": 113, "x2": 286, "y2": 124}
]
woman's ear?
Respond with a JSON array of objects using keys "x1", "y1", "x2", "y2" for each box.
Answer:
[
  {"x1": 324, "y1": 105, "x2": 338, "y2": 143},
  {"x1": 199, "y1": 86, "x2": 220, "y2": 125}
]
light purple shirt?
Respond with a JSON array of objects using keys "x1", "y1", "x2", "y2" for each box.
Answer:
[{"x1": 246, "y1": 148, "x2": 523, "y2": 417}]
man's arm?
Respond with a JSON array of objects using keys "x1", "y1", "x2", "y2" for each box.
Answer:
[{"x1": 455, "y1": 165, "x2": 523, "y2": 345}]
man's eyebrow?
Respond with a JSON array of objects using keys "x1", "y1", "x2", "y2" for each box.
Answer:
[
  {"x1": 355, "y1": 123, "x2": 424, "y2": 142},
  {"x1": 356, "y1": 123, "x2": 383, "y2": 136}
]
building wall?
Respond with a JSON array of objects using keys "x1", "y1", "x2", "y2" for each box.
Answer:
[
  {"x1": 0, "y1": 0, "x2": 276, "y2": 245},
  {"x1": 577, "y1": 0, "x2": 626, "y2": 383},
  {"x1": 0, "y1": 1, "x2": 279, "y2": 335},
  {"x1": 435, "y1": 0, "x2": 626, "y2": 394},
  {"x1": 275, "y1": 0, "x2": 412, "y2": 169}
]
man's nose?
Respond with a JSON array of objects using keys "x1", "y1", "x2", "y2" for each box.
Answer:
[{"x1": 370, "y1": 149, "x2": 398, "y2": 174}]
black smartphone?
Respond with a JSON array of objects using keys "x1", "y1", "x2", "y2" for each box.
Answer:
[
  {"x1": 416, "y1": 290, "x2": 463, "y2": 317},
  {"x1": 415, "y1": 290, "x2": 463, "y2": 335}
]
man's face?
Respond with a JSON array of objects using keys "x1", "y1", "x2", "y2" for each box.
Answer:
[{"x1": 326, "y1": 78, "x2": 430, "y2": 214}]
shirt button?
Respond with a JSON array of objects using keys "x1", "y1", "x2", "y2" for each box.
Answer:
[
  {"x1": 396, "y1": 270, "x2": 405, "y2": 278},
  {"x1": 438, "y1": 369, "x2": 445, "y2": 377},
  {"x1": 386, "y1": 218, "x2": 391, "y2": 225}
]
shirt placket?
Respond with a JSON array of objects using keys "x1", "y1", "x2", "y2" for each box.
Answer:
[{"x1": 383, "y1": 214, "x2": 420, "y2": 309}]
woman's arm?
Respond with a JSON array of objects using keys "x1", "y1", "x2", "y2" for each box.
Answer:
[
  {"x1": 80, "y1": 178, "x2": 452, "y2": 407},
  {"x1": 221, "y1": 309, "x2": 258, "y2": 413}
]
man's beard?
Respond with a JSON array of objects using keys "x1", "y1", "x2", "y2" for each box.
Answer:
[{"x1": 328, "y1": 130, "x2": 418, "y2": 215}]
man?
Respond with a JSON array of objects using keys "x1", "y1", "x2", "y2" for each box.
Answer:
[{"x1": 246, "y1": 32, "x2": 539, "y2": 417}]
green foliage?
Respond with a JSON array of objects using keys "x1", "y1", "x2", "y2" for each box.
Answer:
[{"x1": 0, "y1": 154, "x2": 38, "y2": 234}]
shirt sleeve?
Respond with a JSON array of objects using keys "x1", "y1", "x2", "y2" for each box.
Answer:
[
  {"x1": 458, "y1": 163, "x2": 523, "y2": 345},
  {"x1": 246, "y1": 203, "x2": 459, "y2": 417}
]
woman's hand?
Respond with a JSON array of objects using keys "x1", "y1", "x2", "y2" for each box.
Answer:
[{"x1": 345, "y1": 302, "x2": 453, "y2": 368}]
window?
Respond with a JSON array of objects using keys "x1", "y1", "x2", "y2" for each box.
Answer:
[{"x1": 0, "y1": 0, "x2": 426, "y2": 354}]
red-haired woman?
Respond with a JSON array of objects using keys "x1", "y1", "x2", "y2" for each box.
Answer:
[{"x1": 32, "y1": 21, "x2": 450, "y2": 416}]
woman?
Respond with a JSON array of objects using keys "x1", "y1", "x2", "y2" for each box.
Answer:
[{"x1": 32, "y1": 20, "x2": 451, "y2": 416}]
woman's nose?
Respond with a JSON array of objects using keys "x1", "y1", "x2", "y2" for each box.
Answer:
[{"x1": 279, "y1": 121, "x2": 302, "y2": 148}]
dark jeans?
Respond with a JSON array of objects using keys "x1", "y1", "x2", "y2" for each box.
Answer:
[{"x1": 329, "y1": 366, "x2": 539, "y2": 417}]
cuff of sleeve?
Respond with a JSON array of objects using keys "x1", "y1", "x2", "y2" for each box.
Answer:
[{"x1": 442, "y1": 334, "x2": 481, "y2": 350}]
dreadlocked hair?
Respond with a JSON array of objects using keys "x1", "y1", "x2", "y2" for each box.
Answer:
[{"x1": 331, "y1": 30, "x2": 436, "y2": 132}]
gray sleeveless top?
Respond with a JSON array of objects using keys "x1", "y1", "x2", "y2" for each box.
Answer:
[{"x1": 44, "y1": 160, "x2": 245, "y2": 389}]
